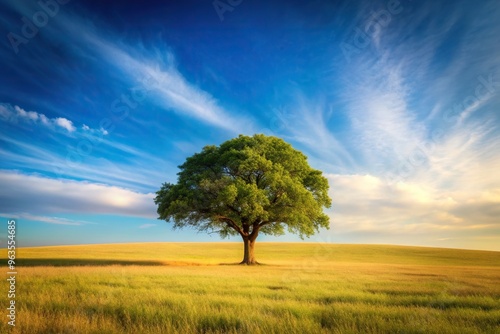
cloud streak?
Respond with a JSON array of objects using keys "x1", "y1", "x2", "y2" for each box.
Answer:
[
  {"x1": 0, "y1": 129, "x2": 176, "y2": 193},
  {"x1": 0, "y1": 103, "x2": 107, "y2": 135},
  {"x1": 2, "y1": 213, "x2": 96, "y2": 226},
  {"x1": 56, "y1": 15, "x2": 255, "y2": 134},
  {"x1": 0, "y1": 170, "x2": 156, "y2": 218}
]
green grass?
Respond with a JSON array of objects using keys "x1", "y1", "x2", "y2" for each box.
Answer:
[{"x1": 1, "y1": 243, "x2": 499, "y2": 333}]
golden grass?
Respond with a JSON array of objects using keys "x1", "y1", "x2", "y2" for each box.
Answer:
[{"x1": 1, "y1": 243, "x2": 499, "y2": 333}]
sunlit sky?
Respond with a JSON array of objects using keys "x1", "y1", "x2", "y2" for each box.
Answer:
[{"x1": 1, "y1": 0, "x2": 499, "y2": 250}]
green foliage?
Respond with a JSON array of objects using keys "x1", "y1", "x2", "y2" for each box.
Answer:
[{"x1": 155, "y1": 134, "x2": 332, "y2": 239}]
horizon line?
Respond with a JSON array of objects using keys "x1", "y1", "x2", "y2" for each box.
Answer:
[{"x1": 3, "y1": 241, "x2": 499, "y2": 253}]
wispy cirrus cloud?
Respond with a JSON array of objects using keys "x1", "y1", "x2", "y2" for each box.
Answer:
[
  {"x1": 0, "y1": 129, "x2": 176, "y2": 193},
  {"x1": 263, "y1": 96, "x2": 357, "y2": 174},
  {"x1": 2, "y1": 213, "x2": 96, "y2": 226},
  {"x1": 290, "y1": 97, "x2": 356, "y2": 168},
  {"x1": 53, "y1": 14, "x2": 255, "y2": 134},
  {"x1": 337, "y1": 0, "x2": 500, "y2": 180},
  {"x1": 334, "y1": 76, "x2": 498, "y2": 246},
  {"x1": 0, "y1": 0, "x2": 257, "y2": 176},
  {"x1": 320, "y1": 0, "x2": 500, "y2": 250},
  {"x1": 342, "y1": 64, "x2": 423, "y2": 171}
]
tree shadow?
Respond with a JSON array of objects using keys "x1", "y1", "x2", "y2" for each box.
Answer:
[
  {"x1": 15, "y1": 259, "x2": 281, "y2": 267},
  {"x1": 219, "y1": 262, "x2": 268, "y2": 266},
  {"x1": 219, "y1": 262, "x2": 243, "y2": 266},
  {"x1": 15, "y1": 258, "x2": 165, "y2": 267}
]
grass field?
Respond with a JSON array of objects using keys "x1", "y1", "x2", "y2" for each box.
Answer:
[{"x1": 1, "y1": 242, "x2": 499, "y2": 333}]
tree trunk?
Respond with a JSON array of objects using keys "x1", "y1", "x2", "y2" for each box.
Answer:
[{"x1": 240, "y1": 236, "x2": 258, "y2": 265}]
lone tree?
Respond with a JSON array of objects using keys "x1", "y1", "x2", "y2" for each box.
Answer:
[{"x1": 154, "y1": 134, "x2": 331, "y2": 265}]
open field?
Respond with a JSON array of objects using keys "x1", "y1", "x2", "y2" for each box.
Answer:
[{"x1": 1, "y1": 243, "x2": 499, "y2": 333}]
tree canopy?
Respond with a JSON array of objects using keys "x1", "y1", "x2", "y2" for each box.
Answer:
[{"x1": 154, "y1": 134, "x2": 332, "y2": 264}]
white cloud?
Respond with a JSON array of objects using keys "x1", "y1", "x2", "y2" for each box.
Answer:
[
  {"x1": 0, "y1": 170, "x2": 157, "y2": 218},
  {"x1": 15, "y1": 105, "x2": 39, "y2": 121},
  {"x1": 54, "y1": 117, "x2": 76, "y2": 132},
  {"x1": 39, "y1": 113, "x2": 50, "y2": 126},
  {"x1": 1, "y1": 103, "x2": 100, "y2": 134},
  {"x1": 328, "y1": 7, "x2": 500, "y2": 250},
  {"x1": 327, "y1": 54, "x2": 500, "y2": 250},
  {"x1": 82, "y1": 123, "x2": 109, "y2": 136},
  {"x1": 325, "y1": 173, "x2": 500, "y2": 250}
]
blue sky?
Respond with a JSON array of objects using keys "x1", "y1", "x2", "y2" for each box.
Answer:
[{"x1": 0, "y1": 0, "x2": 499, "y2": 250}]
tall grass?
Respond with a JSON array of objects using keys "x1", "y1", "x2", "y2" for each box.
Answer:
[{"x1": 1, "y1": 243, "x2": 499, "y2": 333}]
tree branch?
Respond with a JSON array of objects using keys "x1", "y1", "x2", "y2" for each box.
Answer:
[
  {"x1": 258, "y1": 220, "x2": 274, "y2": 228},
  {"x1": 206, "y1": 229, "x2": 224, "y2": 235},
  {"x1": 216, "y1": 215, "x2": 244, "y2": 236},
  {"x1": 270, "y1": 189, "x2": 283, "y2": 205}
]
